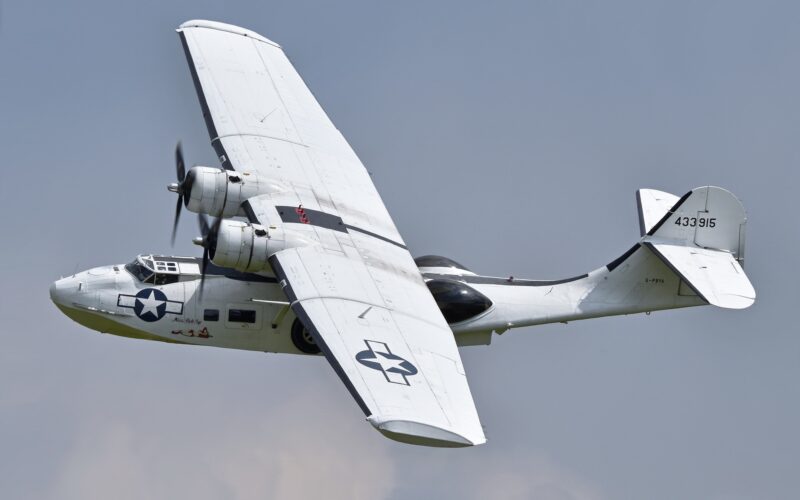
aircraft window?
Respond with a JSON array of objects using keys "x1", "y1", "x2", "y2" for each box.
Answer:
[
  {"x1": 154, "y1": 273, "x2": 179, "y2": 285},
  {"x1": 155, "y1": 261, "x2": 178, "y2": 272},
  {"x1": 228, "y1": 309, "x2": 256, "y2": 323},
  {"x1": 124, "y1": 260, "x2": 154, "y2": 283},
  {"x1": 204, "y1": 309, "x2": 219, "y2": 322},
  {"x1": 426, "y1": 279, "x2": 493, "y2": 324}
]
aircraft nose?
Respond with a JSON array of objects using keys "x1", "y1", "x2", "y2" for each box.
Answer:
[{"x1": 50, "y1": 277, "x2": 78, "y2": 307}]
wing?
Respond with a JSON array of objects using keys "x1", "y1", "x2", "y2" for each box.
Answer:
[
  {"x1": 270, "y1": 248, "x2": 485, "y2": 447},
  {"x1": 178, "y1": 20, "x2": 486, "y2": 447}
]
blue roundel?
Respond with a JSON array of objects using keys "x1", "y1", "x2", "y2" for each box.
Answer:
[
  {"x1": 133, "y1": 288, "x2": 168, "y2": 322},
  {"x1": 355, "y1": 340, "x2": 418, "y2": 385},
  {"x1": 356, "y1": 350, "x2": 418, "y2": 376}
]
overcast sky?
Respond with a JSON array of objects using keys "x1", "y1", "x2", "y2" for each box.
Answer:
[{"x1": 1, "y1": 1, "x2": 798, "y2": 499}]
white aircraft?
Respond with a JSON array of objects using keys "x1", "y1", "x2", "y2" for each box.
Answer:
[{"x1": 50, "y1": 20, "x2": 756, "y2": 448}]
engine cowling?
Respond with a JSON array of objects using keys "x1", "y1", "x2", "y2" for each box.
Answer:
[
  {"x1": 183, "y1": 167, "x2": 281, "y2": 218},
  {"x1": 208, "y1": 220, "x2": 310, "y2": 273}
]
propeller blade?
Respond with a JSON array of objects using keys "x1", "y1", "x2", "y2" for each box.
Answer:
[
  {"x1": 199, "y1": 246, "x2": 209, "y2": 303},
  {"x1": 196, "y1": 213, "x2": 222, "y2": 303},
  {"x1": 170, "y1": 142, "x2": 188, "y2": 247},
  {"x1": 198, "y1": 213, "x2": 210, "y2": 238},
  {"x1": 170, "y1": 196, "x2": 183, "y2": 246},
  {"x1": 209, "y1": 215, "x2": 223, "y2": 251},
  {"x1": 175, "y1": 142, "x2": 186, "y2": 183}
]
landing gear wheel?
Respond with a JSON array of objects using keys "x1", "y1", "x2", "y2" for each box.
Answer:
[{"x1": 291, "y1": 318, "x2": 321, "y2": 354}]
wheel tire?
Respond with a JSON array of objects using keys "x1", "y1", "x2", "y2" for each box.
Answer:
[{"x1": 291, "y1": 318, "x2": 321, "y2": 354}]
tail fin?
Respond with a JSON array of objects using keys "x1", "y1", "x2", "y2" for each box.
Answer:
[
  {"x1": 638, "y1": 186, "x2": 755, "y2": 309},
  {"x1": 636, "y1": 188, "x2": 680, "y2": 237}
]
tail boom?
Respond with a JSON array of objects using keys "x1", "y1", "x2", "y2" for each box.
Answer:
[{"x1": 442, "y1": 186, "x2": 755, "y2": 344}]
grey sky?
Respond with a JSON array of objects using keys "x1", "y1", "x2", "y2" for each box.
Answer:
[{"x1": 1, "y1": 1, "x2": 798, "y2": 499}]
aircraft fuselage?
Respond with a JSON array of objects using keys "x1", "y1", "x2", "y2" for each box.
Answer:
[{"x1": 50, "y1": 248, "x2": 707, "y2": 355}]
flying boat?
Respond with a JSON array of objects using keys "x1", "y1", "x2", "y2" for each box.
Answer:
[{"x1": 50, "y1": 20, "x2": 756, "y2": 447}]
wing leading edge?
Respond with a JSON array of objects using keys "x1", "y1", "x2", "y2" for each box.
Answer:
[{"x1": 177, "y1": 20, "x2": 486, "y2": 447}]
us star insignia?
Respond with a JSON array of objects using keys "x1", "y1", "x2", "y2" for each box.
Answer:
[
  {"x1": 117, "y1": 288, "x2": 183, "y2": 322},
  {"x1": 355, "y1": 340, "x2": 418, "y2": 385}
]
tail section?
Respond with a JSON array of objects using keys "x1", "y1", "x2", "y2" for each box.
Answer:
[
  {"x1": 638, "y1": 186, "x2": 754, "y2": 309},
  {"x1": 430, "y1": 185, "x2": 755, "y2": 341}
]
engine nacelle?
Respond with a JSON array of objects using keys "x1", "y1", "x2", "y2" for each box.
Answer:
[
  {"x1": 209, "y1": 220, "x2": 310, "y2": 273},
  {"x1": 183, "y1": 167, "x2": 280, "y2": 218}
]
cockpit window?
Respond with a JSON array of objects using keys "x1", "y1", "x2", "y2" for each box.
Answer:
[
  {"x1": 426, "y1": 279, "x2": 493, "y2": 324},
  {"x1": 125, "y1": 260, "x2": 154, "y2": 283},
  {"x1": 125, "y1": 256, "x2": 182, "y2": 284}
]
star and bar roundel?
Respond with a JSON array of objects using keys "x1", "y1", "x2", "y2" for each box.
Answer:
[
  {"x1": 117, "y1": 288, "x2": 184, "y2": 322},
  {"x1": 355, "y1": 340, "x2": 418, "y2": 386}
]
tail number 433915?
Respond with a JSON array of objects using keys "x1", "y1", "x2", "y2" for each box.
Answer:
[{"x1": 675, "y1": 216, "x2": 716, "y2": 228}]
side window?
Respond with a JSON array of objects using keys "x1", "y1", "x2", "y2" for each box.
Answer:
[
  {"x1": 154, "y1": 261, "x2": 178, "y2": 273},
  {"x1": 204, "y1": 309, "x2": 219, "y2": 322},
  {"x1": 154, "y1": 274, "x2": 179, "y2": 285},
  {"x1": 228, "y1": 309, "x2": 256, "y2": 324}
]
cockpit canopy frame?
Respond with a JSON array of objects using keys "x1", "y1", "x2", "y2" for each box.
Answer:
[{"x1": 124, "y1": 255, "x2": 200, "y2": 285}]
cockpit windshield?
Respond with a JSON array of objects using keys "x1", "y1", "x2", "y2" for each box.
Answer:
[{"x1": 124, "y1": 256, "x2": 155, "y2": 283}]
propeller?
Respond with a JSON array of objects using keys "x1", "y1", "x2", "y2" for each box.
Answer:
[
  {"x1": 168, "y1": 142, "x2": 191, "y2": 246},
  {"x1": 193, "y1": 213, "x2": 223, "y2": 302}
]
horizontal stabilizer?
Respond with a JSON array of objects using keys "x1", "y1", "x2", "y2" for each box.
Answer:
[{"x1": 644, "y1": 242, "x2": 755, "y2": 309}]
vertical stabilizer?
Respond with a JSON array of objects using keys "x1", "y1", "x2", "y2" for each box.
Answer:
[
  {"x1": 644, "y1": 186, "x2": 747, "y2": 261},
  {"x1": 637, "y1": 189, "x2": 680, "y2": 236},
  {"x1": 642, "y1": 186, "x2": 754, "y2": 309}
]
